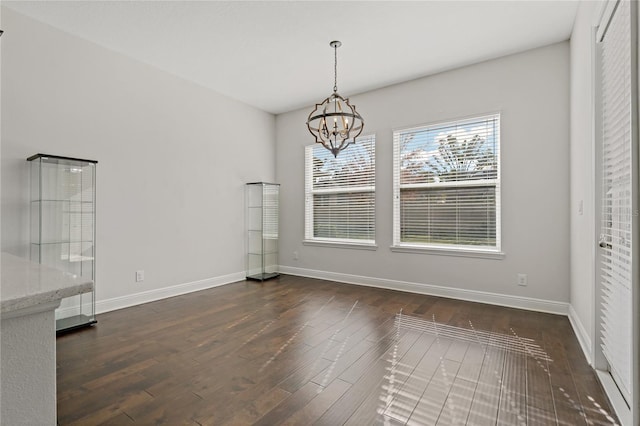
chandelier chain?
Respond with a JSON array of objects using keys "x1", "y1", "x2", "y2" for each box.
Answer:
[{"x1": 333, "y1": 43, "x2": 338, "y2": 93}]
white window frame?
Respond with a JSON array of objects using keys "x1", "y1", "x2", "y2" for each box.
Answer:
[
  {"x1": 391, "y1": 114, "x2": 503, "y2": 259},
  {"x1": 304, "y1": 135, "x2": 377, "y2": 250}
]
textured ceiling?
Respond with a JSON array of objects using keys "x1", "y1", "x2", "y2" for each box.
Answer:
[{"x1": 3, "y1": 1, "x2": 579, "y2": 114}]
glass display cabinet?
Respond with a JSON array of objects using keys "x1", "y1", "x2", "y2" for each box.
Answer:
[
  {"x1": 246, "y1": 182, "x2": 280, "y2": 281},
  {"x1": 28, "y1": 154, "x2": 97, "y2": 332}
]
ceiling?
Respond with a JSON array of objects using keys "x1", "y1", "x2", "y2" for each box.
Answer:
[{"x1": 3, "y1": 1, "x2": 579, "y2": 114}]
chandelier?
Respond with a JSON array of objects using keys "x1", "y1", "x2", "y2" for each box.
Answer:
[{"x1": 306, "y1": 41, "x2": 364, "y2": 157}]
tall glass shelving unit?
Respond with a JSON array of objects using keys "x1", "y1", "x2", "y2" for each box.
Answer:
[
  {"x1": 28, "y1": 154, "x2": 97, "y2": 332},
  {"x1": 246, "y1": 182, "x2": 280, "y2": 281}
]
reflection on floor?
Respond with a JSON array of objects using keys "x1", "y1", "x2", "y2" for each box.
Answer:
[
  {"x1": 56, "y1": 275, "x2": 619, "y2": 425},
  {"x1": 377, "y1": 312, "x2": 617, "y2": 425}
]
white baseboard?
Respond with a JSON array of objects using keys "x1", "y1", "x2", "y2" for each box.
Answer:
[
  {"x1": 95, "y1": 271, "x2": 245, "y2": 314},
  {"x1": 279, "y1": 266, "x2": 568, "y2": 315},
  {"x1": 596, "y1": 370, "x2": 631, "y2": 426},
  {"x1": 88, "y1": 265, "x2": 569, "y2": 318},
  {"x1": 568, "y1": 304, "x2": 593, "y2": 365}
]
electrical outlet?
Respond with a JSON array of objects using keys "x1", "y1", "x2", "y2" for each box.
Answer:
[
  {"x1": 293, "y1": 251, "x2": 299, "y2": 260},
  {"x1": 517, "y1": 273, "x2": 527, "y2": 286},
  {"x1": 136, "y1": 270, "x2": 144, "y2": 282}
]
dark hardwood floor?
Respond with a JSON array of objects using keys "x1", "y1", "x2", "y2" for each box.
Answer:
[{"x1": 56, "y1": 275, "x2": 619, "y2": 425}]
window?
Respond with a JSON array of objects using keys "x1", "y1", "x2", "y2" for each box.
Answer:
[
  {"x1": 305, "y1": 135, "x2": 375, "y2": 246},
  {"x1": 393, "y1": 114, "x2": 500, "y2": 254}
]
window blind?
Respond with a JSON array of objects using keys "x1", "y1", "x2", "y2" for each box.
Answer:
[
  {"x1": 393, "y1": 114, "x2": 500, "y2": 250},
  {"x1": 599, "y1": 0, "x2": 632, "y2": 404},
  {"x1": 305, "y1": 136, "x2": 375, "y2": 243}
]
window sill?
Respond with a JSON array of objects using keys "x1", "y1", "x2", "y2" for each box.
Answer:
[
  {"x1": 303, "y1": 239, "x2": 378, "y2": 251},
  {"x1": 390, "y1": 245, "x2": 505, "y2": 259}
]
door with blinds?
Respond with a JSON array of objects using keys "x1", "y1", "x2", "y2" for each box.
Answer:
[{"x1": 597, "y1": 0, "x2": 636, "y2": 409}]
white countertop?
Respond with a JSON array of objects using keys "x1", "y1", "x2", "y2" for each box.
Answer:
[{"x1": 1, "y1": 252, "x2": 93, "y2": 315}]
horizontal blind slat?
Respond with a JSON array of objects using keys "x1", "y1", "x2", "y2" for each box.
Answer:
[
  {"x1": 598, "y1": 0, "x2": 633, "y2": 404},
  {"x1": 393, "y1": 114, "x2": 500, "y2": 248},
  {"x1": 306, "y1": 136, "x2": 376, "y2": 242}
]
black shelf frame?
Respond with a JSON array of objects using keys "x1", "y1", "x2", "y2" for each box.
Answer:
[{"x1": 56, "y1": 315, "x2": 97, "y2": 335}]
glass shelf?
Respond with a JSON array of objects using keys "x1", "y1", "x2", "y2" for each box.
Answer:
[
  {"x1": 32, "y1": 241, "x2": 95, "y2": 245},
  {"x1": 28, "y1": 153, "x2": 97, "y2": 333},
  {"x1": 246, "y1": 182, "x2": 280, "y2": 281}
]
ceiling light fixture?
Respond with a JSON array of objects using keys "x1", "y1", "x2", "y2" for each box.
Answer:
[{"x1": 306, "y1": 41, "x2": 364, "y2": 158}]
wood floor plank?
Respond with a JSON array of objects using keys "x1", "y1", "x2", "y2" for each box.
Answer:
[
  {"x1": 407, "y1": 371, "x2": 455, "y2": 425},
  {"x1": 444, "y1": 339, "x2": 469, "y2": 363},
  {"x1": 463, "y1": 336, "x2": 506, "y2": 425},
  {"x1": 496, "y1": 339, "x2": 528, "y2": 426},
  {"x1": 280, "y1": 379, "x2": 352, "y2": 425},
  {"x1": 388, "y1": 336, "x2": 452, "y2": 423},
  {"x1": 278, "y1": 357, "x2": 333, "y2": 394},
  {"x1": 343, "y1": 332, "x2": 436, "y2": 425},
  {"x1": 65, "y1": 390, "x2": 153, "y2": 426},
  {"x1": 124, "y1": 391, "x2": 204, "y2": 425},
  {"x1": 190, "y1": 342, "x2": 333, "y2": 423},
  {"x1": 220, "y1": 386, "x2": 292, "y2": 425},
  {"x1": 403, "y1": 342, "x2": 458, "y2": 425},
  {"x1": 314, "y1": 330, "x2": 422, "y2": 426},
  {"x1": 336, "y1": 327, "x2": 414, "y2": 385},
  {"x1": 456, "y1": 342, "x2": 485, "y2": 383},
  {"x1": 435, "y1": 377, "x2": 477, "y2": 425},
  {"x1": 541, "y1": 329, "x2": 590, "y2": 426},
  {"x1": 55, "y1": 276, "x2": 619, "y2": 426},
  {"x1": 96, "y1": 411, "x2": 135, "y2": 425},
  {"x1": 526, "y1": 350, "x2": 558, "y2": 425},
  {"x1": 310, "y1": 336, "x2": 379, "y2": 387},
  {"x1": 57, "y1": 372, "x2": 155, "y2": 421},
  {"x1": 250, "y1": 381, "x2": 323, "y2": 426}
]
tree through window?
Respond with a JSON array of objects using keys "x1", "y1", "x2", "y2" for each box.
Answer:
[{"x1": 393, "y1": 114, "x2": 500, "y2": 251}]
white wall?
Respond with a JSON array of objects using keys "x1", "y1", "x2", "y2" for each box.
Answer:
[
  {"x1": 568, "y1": 0, "x2": 603, "y2": 364},
  {"x1": 276, "y1": 42, "x2": 570, "y2": 308},
  {"x1": 1, "y1": 8, "x2": 276, "y2": 308}
]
